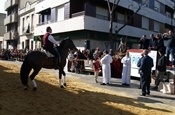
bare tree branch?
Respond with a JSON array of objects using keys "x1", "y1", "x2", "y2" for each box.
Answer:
[
  {"x1": 115, "y1": 0, "x2": 148, "y2": 34},
  {"x1": 107, "y1": 0, "x2": 120, "y2": 13},
  {"x1": 113, "y1": 0, "x2": 120, "y2": 11},
  {"x1": 106, "y1": 0, "x2": 148, "y2": 49},
  {"x1": 107, "y1": 0, "x2": 111, "y2": 13}
]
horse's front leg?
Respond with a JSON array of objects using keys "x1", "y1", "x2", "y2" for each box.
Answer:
[
  {"x1": 58, "y1": 68, "x2": 64, "y2": 88},
  {"x1": 62, "y1": 70, "x2": 67, "y2": 86}
]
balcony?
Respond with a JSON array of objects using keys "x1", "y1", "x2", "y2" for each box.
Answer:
[
  {"x1": 5, "y1": 0, "x2": 19, "y2": 11},
  {"x1": 4, "y1": 13, "x2": 18, "y2": 25},
  {"x1": 3, "y1": 31, "x2": 18, "y2": 41},
  {"x1": 4, "y1": 32, "x2": 11, "y2": 40},
  {"x1": 11, "y1": 13, "x2": 18, "y2": 23},
  {"x1": 11, "y1": 31, "x2": 18, "y2": 40},
  {"x1": 4, "y1": 15, "x2": 11, "y2": 25}
]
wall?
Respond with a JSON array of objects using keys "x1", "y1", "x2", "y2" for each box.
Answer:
[
  {"x1": 19, "y1": 0, "x2": 38, "y2": 9},
  {"x1": 73, "y1": 39, "x2": 111, "y2": 51},
  {"x1": 35, "y1": 0, "x2": 69, "y2": 13},
  {"x1": 18, "y1": 0, "x2": 39, "y2": 50},
  {"x1": 0, "y1": 13, "x2": 6, "y2": 36}
]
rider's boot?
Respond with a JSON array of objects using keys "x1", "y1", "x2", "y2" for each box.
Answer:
[{"x1": 54, "y1": 58, "x2": 59, "y2": 70}]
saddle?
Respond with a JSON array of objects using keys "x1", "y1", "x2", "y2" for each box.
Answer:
[
  {"x1": 43, "y1": 50, "x2": 55, "y2": 58},
  {"x1": 42, "y1": 49, "x2": 61, "y2": 69}
]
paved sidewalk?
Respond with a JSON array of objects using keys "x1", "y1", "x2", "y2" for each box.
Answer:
[{"x1": 1, "y1": 60, "x2": 175, "y2": 110}]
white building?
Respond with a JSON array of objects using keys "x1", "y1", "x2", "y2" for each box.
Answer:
[{"x1": 18, "y1": 1, "x2": 40, "y2": 50}]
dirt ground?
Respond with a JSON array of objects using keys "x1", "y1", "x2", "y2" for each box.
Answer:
[{"x1": 0, "y1": 61, "x2": 175, "y2": 115}]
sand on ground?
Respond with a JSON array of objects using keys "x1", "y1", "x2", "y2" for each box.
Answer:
[{"x1": 0, "y1": 61, "x2": 175, "y2": 115}]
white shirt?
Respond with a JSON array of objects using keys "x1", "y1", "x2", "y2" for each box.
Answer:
[{"x1": 48, "y1": 34, "x2": 60, "y2": 46}]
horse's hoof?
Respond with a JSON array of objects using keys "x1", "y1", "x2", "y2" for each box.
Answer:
[
  {"x1": 63, "y1": 83, "x2": 67, "y2": 87},
  {"x1": 33, "y1": 87, "x2": 37, "y2": 91},
  {"x1": 60, "y1": 85, "x2": 64, "y2": 88}
]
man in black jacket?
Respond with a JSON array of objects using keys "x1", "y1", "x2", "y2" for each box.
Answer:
[
  {"x1": 152, "y1": 48, "x2": 166, "y2": 90},
  {"x1": 138, "y1": 35, "x2": 150, "y2": 49},
  {"x1": 137, "y1": 52, "x2": 144, "y2": 89},
  {"x1": 139, "y1": 50, "x2": 154, "y2": 96}
]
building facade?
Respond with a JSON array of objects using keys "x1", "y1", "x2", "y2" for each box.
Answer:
[
  {"x1": 3, "y1": 0, "x2": 175, "y2": 50},
  {"x1": 34, "y1": 0, "x2": 175, "y2": 50},
  {"x1": 4, "y1": 0, "x2": 19, "y2": 49},
  {"x1": 0, "y1": 13, "x2": 6, "y2": 49},
  {"x1": 18, "y1": 0, "x2": 40, "y2": 50}
]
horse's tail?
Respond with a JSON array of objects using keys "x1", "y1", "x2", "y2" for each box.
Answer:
[{"x1": 20, "y1": 55, "x2": 32, "y2": 86}]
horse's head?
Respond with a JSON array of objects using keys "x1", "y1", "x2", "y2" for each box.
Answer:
[{"x1": 60, "y1": 37, "x2": 78, "y2": 51}]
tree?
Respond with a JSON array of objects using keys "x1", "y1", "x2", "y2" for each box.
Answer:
[{"x1": 106, "y1": 0, "x2": 148, "y2": 50}]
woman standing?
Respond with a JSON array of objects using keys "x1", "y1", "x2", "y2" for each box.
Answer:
[
  {"x1": 93, "y1": 57, "x2": 101, "y2": 83},
  {"x1": 121, "y1": 51, "x2": 131, "y2": 86}
]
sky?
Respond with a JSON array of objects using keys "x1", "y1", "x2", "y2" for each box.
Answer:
[{"x1": 0, "y1": 0, "x2": 6, "y2": 14}]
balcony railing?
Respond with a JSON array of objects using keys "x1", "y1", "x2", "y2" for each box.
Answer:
[
  {"x1": 4, "y1": 32, "x2": 11, "y2": 40},
  {"x1": 37, "y1": 20, "x2": 52, "y2": 26},
  {"x1": 11, "y1": 13, "x2": 18, "y2": 23},
  {"x1": 72, "y1": 11, "x2": 85, "y2": 18},
  {"x1": 3, "y1": 31, "x2": 18, "y2": 41},
  {"x1": 4, "y1": 15, "x2": 11, "y2": 25},
  {"x1": 11, "y1": 31, "x2": 18, "y2": 40},
  {"x1": 4, "y1": 13, "x2": 18, "y2": 25},
  {"x1": 22, "y1": 26, "x2": 34, "y2": 35}
]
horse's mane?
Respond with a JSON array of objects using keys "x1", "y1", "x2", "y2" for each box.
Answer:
[{"x1": 60, "y1": 37, "x2": 70, "y2": 46}]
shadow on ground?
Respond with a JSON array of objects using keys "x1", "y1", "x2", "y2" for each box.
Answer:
[{"x1": 0, "y1": 64, "x2": 174, "y2": 115}]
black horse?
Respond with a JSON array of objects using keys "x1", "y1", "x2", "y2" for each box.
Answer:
[{"x1": 20, "y1": 37, "x2": 77, "y2": 90}]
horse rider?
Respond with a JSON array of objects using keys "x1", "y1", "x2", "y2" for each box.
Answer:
[{"x1": 42, "y1": 26, "x2": 60, "y2": 69}]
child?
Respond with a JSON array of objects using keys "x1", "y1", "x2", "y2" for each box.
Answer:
[{"x1": 93, "y1": 57, "x2": 101, "y2": 83}]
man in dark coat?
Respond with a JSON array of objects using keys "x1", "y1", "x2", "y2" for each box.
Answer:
[
  {"x1": 138, "y1": 35, "x2": 150, "y2": 49},
  {"x1": 139, "y1": 50, "x2": 154, "y2": 96},
  {"x1": 137, "y1": 51, "x2": 144, "y2": 89},
  {"x1": 152, "y1": 48, "x2": 166, "y2": 90}
]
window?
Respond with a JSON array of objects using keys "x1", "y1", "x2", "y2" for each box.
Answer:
[
  {"x1": 22, "y1": 18, "x2": 25, "y2": 32},
  {"x1": 31, "y1": 41, "x2": 33, "y2": 50},
  {"x1": 44, "y1": 15, "x2": 50, "y2": 23},
  {"x1": 51, "y1": 8, "x2": 56, "y2": 22},
  {"x1": 39, "y1": 15, "x2": 42, "y2": 23},
  {"x1": 26, "y1": 16, "x2": 30, "y2": 25},
  {"x1": 142, "y1": 0, "x2": 149, "y2": 7},
  {"x1": 154, "y1": 1, "x2": 160, "y2": 12},
  {"x1": 31, "y1": 14, "x2": 34, "y2": 26},
  {"x1": 22, "y1": 42, "x2": 24, "y2": 49},
  {"x1": 57, "y1": 6, "x2": 64, "y2": 22},
  {"x1": 154, "y1": 21, "x2": 160, "y2": 32},
  {"x1": 166, "y1": 11, "x2": 171, "y2": 18},
  {"x1": 116, "y1": 13, "x2": 127, "y2": 23},
  {"x1": 142, "y1": 17, "x2": 149, "y2": 30},
  {"x1": 96, "y1": 7, "x2": 108, "y2": 20}
]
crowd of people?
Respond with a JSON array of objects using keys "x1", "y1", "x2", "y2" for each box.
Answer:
[
  {"x1": 67, "y1": 29, "x2": 175, "y2": 96},
  {"x1": 0, "y1": 48, "x2": 41, "y2": 61}
]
